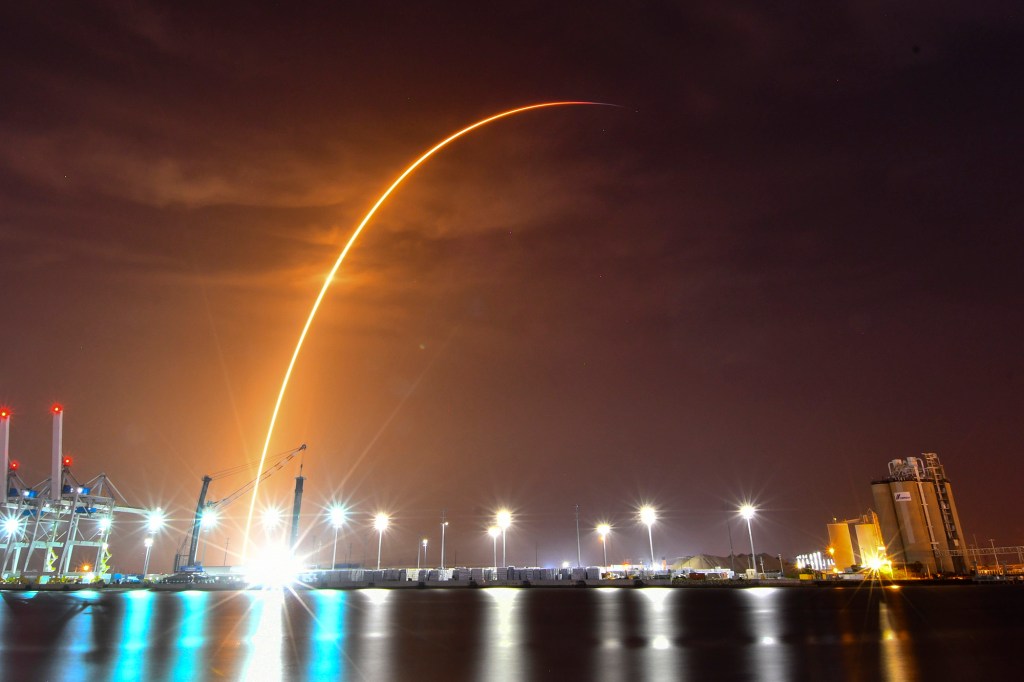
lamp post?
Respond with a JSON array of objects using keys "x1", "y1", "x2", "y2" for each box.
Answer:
[
  {"x1": 374, "y1": 513, "x2": 389, "y2": 570},
  {"x1": 417, "y1": 538, "x2": 428, "y2": 569},
  {"x1": 740, "y1": 505, "x2": 757, "y2": 577},
  {"x1": 440, "y1": 515, "x2": 449, "y2": 569},
  {"x1": 143, "y1": 536, "x2": 154, "y2": 576},
  {"x1": 422, "y1": 538, "x2": 428, "y2": 569},
  {"x1": 488, "y1": 526, "x2": 500, "y2": 571},
  {"x1": 328, "y1": 506, "x2": 347, "y2": 569},
  {"x1": 143, "y1": 509, "x2": 164, "y2": 576},
  {"x1": 597, "y1": 523, "x2": 611, "y2": 567},
  {"x1": 496, "y1": 510, "x2": 512, "y2": 567},
  {"x1": 639, "y1": 506, "x2": 656, "y2": 569}
]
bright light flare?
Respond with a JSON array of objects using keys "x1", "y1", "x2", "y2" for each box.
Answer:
[
  {"x1": 147, "y1": 509, "x2": 165, "y2": 533},
  {"x1": 328, "y1": 505, "x2": 348, "y2": 529},
  {"x1": 261, "y1": 507, "x2": 284, "y2": 530},
  {"x1": 3, "y1": 517, "x2": 21, "y2": 537},
  {"x1": 244, "y1": 542, "x2": 305, "y2": 588},
  {"x1": 374, "y1": 513, "x2": 390, "y2": 533},
  {"x1": 739, "y1": 504, "x2": 756, "y2": 520},
  {"x1": 97, "y1": 517, "x2": 112, "y2": 532},
  {"x1": 144, "y1": 536, "x2": 154, "y2": 548},
  {"x1": 488, "y1": 526, "x2": 500, "y2": 539},
  {"x1": 241, "y1": 101, "x2": 616, "y2": 561},
  {"x1": 639, "y1": 506, "x2": 657, "y2": 527},
  {"x1": 496, "y1": 510, "x2": 512, "y2": 530},
  {"x1": 597, "y1": 523, "x2": 611, "y2": 538},
  {"x1": 201, "y1": 508, "x2": 219, "y2": 529}
]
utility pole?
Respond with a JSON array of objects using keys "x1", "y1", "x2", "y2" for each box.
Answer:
[
  {"x1": 727, "y1": 521, "x2": 736, "y2": 574},
  {"x1": 575, "y1": 505, "x2": 582, "y2": 568},
  {"x1": 990, "y1": 539, "x2": 1001, "y2": 575},
  {"x1": 440, "y1": 510, "x2": 448, "y2": 570},
  {"x1": 223, "y1": 537, "x2": 230, "y2": 566}
]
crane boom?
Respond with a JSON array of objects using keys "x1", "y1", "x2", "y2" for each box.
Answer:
[{"x1": 211, "y1": 443, "x2": 307, "y2": 509}]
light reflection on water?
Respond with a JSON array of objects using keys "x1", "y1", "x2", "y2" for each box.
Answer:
[
  {"x1": 0, "y1": 585, "x2": 1018, "y2": 680},
  {"x1": 741, "y1": 587, "x2": 792, "y2": 680}
]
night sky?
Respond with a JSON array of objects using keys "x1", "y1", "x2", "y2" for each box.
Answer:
[{"x1": 2, "y1": 2, "x2": 1022, "y2": 571}]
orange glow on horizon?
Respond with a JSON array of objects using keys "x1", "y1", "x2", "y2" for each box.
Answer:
[{"x1": 241, "y1": 101, "x2": 615, "y2": 561}]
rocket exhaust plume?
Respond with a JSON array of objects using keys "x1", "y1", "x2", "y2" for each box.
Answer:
[{"x1": 242, "y1": 101, "x2": 615, "y2": 560}]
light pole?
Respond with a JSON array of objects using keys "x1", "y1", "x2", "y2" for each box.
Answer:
[
  {"x1": 422, "y1": 538, "x2": 428, "y2": 569},
  {"x1": 740, "y1": 505, "x2": 757, "y2": 577},
  {"x1": 488, "y1": 526, "x2": 500, "y2": 571},
  {"x1": 143, "y1": 509, "x2": 164, "y2": 576},
  {"x1": 639, "y1": 506, "x2": 656, "y2": 569},
  {"x1": 142, "y1": 537, "x2": 154, "y2": 576},
  {"x1": 497, "y1": 510, "x2": 512, "y2": 567},
  {"x1": 990, "y1": 538, "x2": 1001, "y2": 575},
  {"x1": 440, "y1": 514, "x2": 449, "y2": 569},
  {"x1": 374, "y1": 513, "x2": 389, "y2": 570},
  {"x1": 597, "y1": 523, "x2": 611, "y2": 567},
  {"x1": 328, "y1": 506, "x2": 347, "y2": 569}
]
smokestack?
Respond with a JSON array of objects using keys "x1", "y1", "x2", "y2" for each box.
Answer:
[
  {"x1": 290, "y1": 464, "x2": 305, "y2": 552},
  {"x1": 50, "y1": 404, "x2": 64, "y2": 500},
  {"x1": 1, "y1": 407, "x2": 10, "y2": 492}
]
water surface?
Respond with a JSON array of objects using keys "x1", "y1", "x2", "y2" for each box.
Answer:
[{"x1": 0, "y1": 584, "x2": 1018, "y2": 680}]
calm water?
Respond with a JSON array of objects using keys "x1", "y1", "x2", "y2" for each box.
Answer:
[{"x1": 0, "y1": 584, "x2": 1019, "y2": 681}]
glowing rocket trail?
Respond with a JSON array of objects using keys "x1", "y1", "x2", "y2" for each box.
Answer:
[{"x1": 242, "y1": 101, "x2": 612, "y2": 561}]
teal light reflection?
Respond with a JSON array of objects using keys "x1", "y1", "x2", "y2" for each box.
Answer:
[
  {"x1": 113, "y1": 590, "x2": 154, "y2": 682},
  {"x1": 172, "y1": 591, "x2": 209, "y2": 681},
  {"x1": 308, "y1": 590, "x2": 347, "y2": 680}
]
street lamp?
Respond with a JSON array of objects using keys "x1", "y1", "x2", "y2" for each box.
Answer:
[
  {"x1": 146, "y1": 509, "x2": 165, "y2": 534},
  {"x1": 597, "y1": 523, "x2": 611, "y2": 567},
  {"x1": 488, "y1": 526, "x2": 500, "y2": 571},
  {"x1": 143, "y1": 536, "x2": 155, "y2": 576},
  {"x1": 374, "y1": 513, "x2": 390, "y2": 570},
  {"x1": 328, "y1": 505, "x2": 347, "y2": 570},
  {"x1": 740, "y1": 504, "x2": 757, "y2": 577},
  {"x1": 419, "y1": 538, "x2": 428, "y2": 570},
  {"x1": 639, "y1": 506, "x2": 656, "y2": 569},
  {"x1": 440, "y1": 514, "x2": 449, "y2": 570},
  {"x1": 496, "y1": 510, "x2": 512, "y2": 567},
  {"x1": 142, "y1": 509, "x2": 165, "y2": 577}
]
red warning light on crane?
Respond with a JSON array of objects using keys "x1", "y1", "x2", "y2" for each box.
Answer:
[
  {"x1": 0, "y1": 407, "x2": 10, "y2": 419},
  {"x1": 8, "y1": 460, "x2": 18, "y2": 471},
  {"x1": 62, "y1": 455, "x2": 73, "y2": 468},
  {"x1": 51, "y1": 404, "x2": 63, "y2": 415}
]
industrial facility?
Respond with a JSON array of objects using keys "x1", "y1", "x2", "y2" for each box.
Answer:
[
  {"x1": 1, "y1": 405, "x2": 155, "y2": 582},
  {"x1": 797, "y1": 452, "x2": 1023, "y2": 578},
  {"x1": 871, "y1": 453, "x2": 969, "y2": 575},
  {"x1": 826, "y1": 510, "x2": 886, "y2": 572}
]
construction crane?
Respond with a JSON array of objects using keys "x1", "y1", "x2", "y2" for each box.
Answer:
[{"x1": 174, "y1": 443, "x2": 306, "y2": 571}]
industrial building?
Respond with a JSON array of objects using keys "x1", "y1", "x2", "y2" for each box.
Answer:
[
  {"x1": 826, "y1": 511, "x2": 885, "y2": 571},
  {"x1": 871, "y1": 452, "x2": 968, "y2": 575}
]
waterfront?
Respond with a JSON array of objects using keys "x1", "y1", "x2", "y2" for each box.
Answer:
[{"x1": 0, "y1": 584, "x2": 1019, "y2": 680}]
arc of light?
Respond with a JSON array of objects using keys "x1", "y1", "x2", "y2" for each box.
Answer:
[{"x1": 241, "y1": 101, "x2": 612, "y2": 561}]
